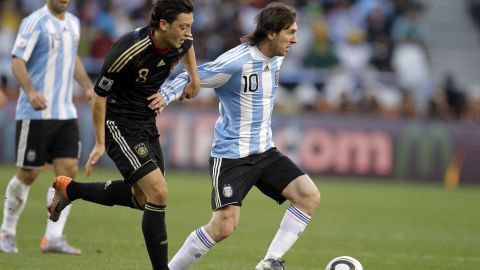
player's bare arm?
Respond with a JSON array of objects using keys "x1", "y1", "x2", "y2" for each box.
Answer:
[
  {"x1": 73, "y1": 56, "x2": 94, "y2": 102},
  {"x1": 0, "y1": 87, "x2": 7, "y2": 108},
  {"x1": 11, "y1": 57, "x2": 47, "y2": 110},
  {"x1": 85, "y1": 93, "x2": 106, "y2": 176},
  {"x1": 181, "y1": 45, "x2": 200, "y2": 99}
]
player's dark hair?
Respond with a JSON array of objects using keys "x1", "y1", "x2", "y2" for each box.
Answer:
[
  {"x1": 240, "y1": 2, "x2": 296, "y2": 45},
  {"x1": 150, "y1": 0, "x2": 194, "y2": 28}
]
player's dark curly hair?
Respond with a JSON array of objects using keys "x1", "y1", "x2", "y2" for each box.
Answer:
[
  {"x1": 240, "y1": 2, "x2": 296, "y2": 46},
  {"x1": 150, "y1": 0, "x2": 194, "y2": 28}
]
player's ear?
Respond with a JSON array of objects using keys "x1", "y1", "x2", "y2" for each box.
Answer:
[
  {"x1": 159, "y1": 19, "x2": 169, "y2": 31},
  {"x1": 268, "y1": 32, "x2": 277, "y2": 40}
]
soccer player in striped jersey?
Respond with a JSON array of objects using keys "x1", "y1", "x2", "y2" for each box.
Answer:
[
  {"x1": 0, "y1": 0, "x2": 93, "y2": 255},
  {"x1": 47, "y1": 0, "x2": 199, "y2": 269},
  {"x1": 162, "y1": 3, "x2": 320, "y2": 270}
]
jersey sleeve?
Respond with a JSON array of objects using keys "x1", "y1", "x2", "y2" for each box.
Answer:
[
  {"x1": 11, "y1": 17, "x2": 41, "y2": 62},
  {"x1": 94, "y1": 39, "x2": 131, "y2": 97},
  {"x1": 159, "y1": 73, "x2": 190, "y2": 105},
  {"x1": 160, "y1": 54, "x2": 238, "y2": 105},
  {"x1": 181, "y1": 37, "x2": 193, "y2": 55}
]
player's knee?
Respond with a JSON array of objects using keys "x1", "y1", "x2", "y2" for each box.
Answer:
[
  {"x1": 207, "y1": 212, "x2": 238, "y2": 242},
  {"x1": 306, "y1": 188, "x2": 320, "y2": 212},
  {"x1": 17, "y1": 169, "x2": 40, "y2": 185},
  {"x1": 147, "y1": 185, "x2": 168, "y2": 205},
  {"x1": 311, "y1": 188, "x2": 321, "y2": 209},
  {"x1": 294, "y1": 188, "x2": 320, "y2": 215},
  {"x1": 220, "y1": 221, "x2": 237, "y2": 238},
  {"x1": 58, "y1": 163, "x2": 79, "y2": 178}
]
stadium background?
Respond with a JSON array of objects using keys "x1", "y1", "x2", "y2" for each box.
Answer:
[{"x1": 0, "y1": 0, "x2": 479, "y2": 269}]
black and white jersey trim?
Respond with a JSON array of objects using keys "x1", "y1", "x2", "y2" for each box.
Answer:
[
  {"x1": 16, "y1": 120, "x2": 30, "y2": 167},
  {"x1": 106, "y1": 120, "x2": 142, "y2": 169},
  {"x1": 212, "y1": 157, "x2": 222, "y2": 209},
  {"x1": 108, "y1": 37, "x2": 150, "y2": 73}
]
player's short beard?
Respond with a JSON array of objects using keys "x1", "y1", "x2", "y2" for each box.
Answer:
[
  {"x1": 49, "y1": 2, "x2": 69, "y2": 14},
  {"x1": 269, "y1": 43, "x2": 281, "y2": 57}
]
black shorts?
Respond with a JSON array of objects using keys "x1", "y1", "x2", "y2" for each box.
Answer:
[
  {"x1": 15, "y1": 119, "x2": 80, "y2": 169},
  {"x1": 208, "y1": 147, "x2": 305, "y2": 211},
  {"x1": 105, "y1": 120, "x2": 164, "y2": 183}
]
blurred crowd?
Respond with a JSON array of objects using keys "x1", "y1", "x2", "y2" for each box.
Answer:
[{"x1": 1, "y1": 0, "x2": 480, "y2": 121}]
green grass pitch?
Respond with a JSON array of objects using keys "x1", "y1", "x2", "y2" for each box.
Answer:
[{"x1": 0, "y1": 165, "x2": 479, "y2": 269}]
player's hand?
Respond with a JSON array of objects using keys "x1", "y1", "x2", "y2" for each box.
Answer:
[
  {"x1": 27, "y1": 90, "x2": 47, "y2": 110},
  {"x1": 180, "y1": 77, "x2": 200, "y2": 100},
  {"x1": 147, "y1": 92, "x2": 166, "y2": 113},
  {"x1": 85, "y1": 143, "x2": 105, "y2": 177},
  {"x1": 85, "y1": 87, "x2": 94, "y2": 104}
]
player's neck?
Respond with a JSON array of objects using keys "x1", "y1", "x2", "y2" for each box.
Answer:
[
  {"x1": 46, "y1": 6, "x2": 66, "y2": 20},
  {"x1": 256, "y1": 41, "x2": 274, "y2": 58},
  {"x1": 151, "y1": 30, "x2": 168, "y2": 50}
]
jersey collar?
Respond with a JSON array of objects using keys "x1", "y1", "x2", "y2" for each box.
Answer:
[{"x1": 250, "y1": 45, "x2": 272, "y2": 61}]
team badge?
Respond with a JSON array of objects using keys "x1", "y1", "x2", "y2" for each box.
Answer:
[
  {"x1": 223, "y1": 184, "x2": 233, "y2": 198},
  {"x1": 98, "y1": 76, "x2": 114, "y2": 91},
  {"x1": 15, "y1": 37, "x2": 27, "y2": 48},
  {"x1": 27, "y1": 149, "x2": 36, "y2": 162},
  {"x1": 134, "y1": 143, "x2": 148, "y2": 157}
]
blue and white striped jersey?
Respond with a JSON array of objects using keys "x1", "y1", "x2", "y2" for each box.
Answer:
[
  {"x1": 12, "y1": 5, "x2": 80, "y2": 120},
  {"x1": 161, "y1": 44, "x2": 284, "y2": 158}
]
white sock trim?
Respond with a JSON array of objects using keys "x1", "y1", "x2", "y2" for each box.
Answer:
[
  {"x1": 287, "y1": 204, "x2": 311, "y2": 225},
  {"x1": 195, "y1": 226, "x2": 216, "y2": 249},
  {"x1": 168, "y1": 227, "x2": 216, "y2": 270}
]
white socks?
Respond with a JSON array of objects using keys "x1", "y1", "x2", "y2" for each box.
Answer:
[
  {"x1": 0, "y1": 176, "x2": 30, "y2": 236},
  {"x1": 264, "y1": 204, "x2": 311, "y2": 260},
  {"x1": 44, "y1": 187, "x2": 71, "y2": 240},
  {"x1": 169, "y1": 226, "x2": 216, "y2": 270},
  {"x1": 0, "y1": 177, "x2": 71, "y2": 240},
  {"x1": 168, "y1": 205, "x2": 311, "y2": 269}
]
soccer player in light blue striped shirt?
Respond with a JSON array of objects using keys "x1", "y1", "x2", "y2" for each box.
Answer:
[
  {"x1": 163, "y1": 3, "x2": 321, "y2": 270},
  {"x1": 0, "y1": 0, "x2": 93, "y2": 255},
  {"x1": 163, "y1": 42, "x2": 283, "y2": 159}
]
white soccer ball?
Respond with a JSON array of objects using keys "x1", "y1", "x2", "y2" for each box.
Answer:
[{"x1": 325, "y1": 256, "x2": 363, "y2": 270}]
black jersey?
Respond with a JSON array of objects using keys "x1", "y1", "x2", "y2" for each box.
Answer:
[{"x1": 94, "y1": 26, "x2": 192, "y2": 124}]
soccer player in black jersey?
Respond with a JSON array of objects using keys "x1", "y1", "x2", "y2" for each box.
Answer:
[{"x1": 47, "y1": 1, "x2": 199, "y2": 269}]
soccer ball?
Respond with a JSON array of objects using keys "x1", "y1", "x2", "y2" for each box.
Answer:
[{"x1": 325, "y1": 256, "x2": 363, "y2": 270}]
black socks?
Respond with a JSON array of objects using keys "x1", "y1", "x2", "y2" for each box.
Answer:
[
  {"x1": 66, "y1": 180, "x2": 141, "y2": 209},
  {"x1": 142, "y1": 202, "x2": 168, "y2": 270}
]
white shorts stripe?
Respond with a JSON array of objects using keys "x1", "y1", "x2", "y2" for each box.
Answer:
[
  {"x1": 77, "y1": 141, "x2": 82, "y2": 160},
  {"x1": 106, "y1": 120, "x2": 141, "y2": 169},
  {"x1": 212, "y1": 157, "x2": 222, "y2": 208},
  {"x1": 16, "y1": 120, "x2": 30, "y2": 167}
]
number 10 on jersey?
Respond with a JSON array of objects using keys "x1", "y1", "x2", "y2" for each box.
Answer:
[{"x1": 242, "y1": 74, "x2": 258, "y2": 93}]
